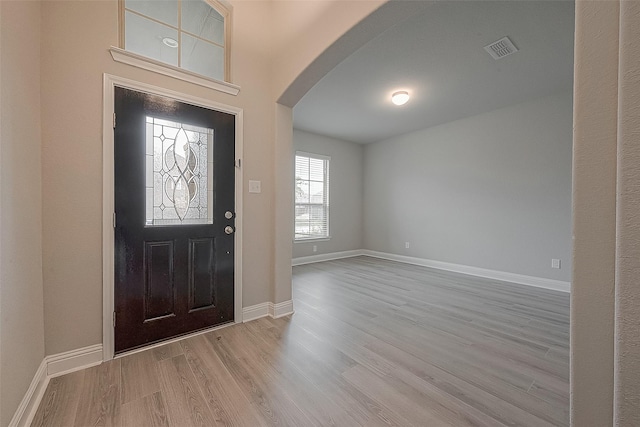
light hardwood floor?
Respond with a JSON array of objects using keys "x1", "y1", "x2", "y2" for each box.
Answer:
[{"x1": 32, "y1": 256, "x2": 569, "y2": 426}]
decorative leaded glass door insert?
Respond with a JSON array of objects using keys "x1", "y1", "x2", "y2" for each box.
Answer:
[{"x1": 146, "y1": 117, "x2": 214, "y2": 225}]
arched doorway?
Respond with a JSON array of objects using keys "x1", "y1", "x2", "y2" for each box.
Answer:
[{"x1": 273, "y1": 1, "x2": 632, "y2": 425}]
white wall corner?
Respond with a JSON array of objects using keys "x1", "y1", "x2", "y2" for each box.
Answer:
[{"x1": 8, "y1": 360, "x2": 48, "y2": 427}]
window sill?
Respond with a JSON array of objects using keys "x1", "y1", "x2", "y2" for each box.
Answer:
[
  {"x1": 294, "y1": 237, "x2": 331, "y2": 243},
  {"x1": 109, "y1": 47, "x2": 240, "y2": 96}
]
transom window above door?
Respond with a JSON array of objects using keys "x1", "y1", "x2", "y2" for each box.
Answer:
[{"x1": 121, "y1": 0, "x2": 230, "y2": 82}]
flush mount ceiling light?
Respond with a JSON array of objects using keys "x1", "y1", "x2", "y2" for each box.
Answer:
[
  {"x1": 162, "y1": 37, "x2": 179, "y2": 48},
  {"x1": 391, "y1": 91, "x2": 410, "y2": 106}
]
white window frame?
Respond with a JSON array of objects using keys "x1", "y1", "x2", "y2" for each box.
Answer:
[
  {"x1": 294, "y1": 151, "x2": 330, "y2": 242},
  {"x1": 117, "y1": 0, "x2": 233, "y2": 86}
]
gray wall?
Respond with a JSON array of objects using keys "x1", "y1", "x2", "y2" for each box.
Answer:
[
  {"x1": 363, "y1": 90, "x2": 573, "y2": 282},
  {"x1": 0, "y1": 1, "x2": 46, "y2": 425},
  {"x1": 293, "y1": 129, "x2": 363, "y2": 258}
]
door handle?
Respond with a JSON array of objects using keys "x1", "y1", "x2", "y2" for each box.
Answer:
[{"x1": 224, "y1": 226, "x2": 234, "y2": 235}]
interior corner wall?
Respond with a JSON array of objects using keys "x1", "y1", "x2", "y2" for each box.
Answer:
[
  {"x1": 363, "y1": 90, "x2": 573, "y2": 283},
  {"x1": 292, "y1": 129, "x2": 364, "y2": 258},
  {"x1": 0, "y1": 1, "x2": 45, "y2": 425}
]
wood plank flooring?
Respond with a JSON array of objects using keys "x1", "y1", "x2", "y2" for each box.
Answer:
[{"x1": 32, "y1": 256, "x2": 569, "y2": 426}]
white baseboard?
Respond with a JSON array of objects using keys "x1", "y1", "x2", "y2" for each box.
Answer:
[
  {"x1": 242, "y1": 302, "x2": 270, "y2": 322},
  {"x1": 362, "y1": 250, "x2": 571, "y2": 293},
  {"x1": 8, "y1": 359, "x2": 48, "y2": 427},
  {"x1": 46, "y1": 344, "x2": 103, "y2": 378},
  {"x1": 273, "y1": 300, "x2": 294, "y2": 318},
  {"x1": 243, "y1": 300, "x2": 294, "y2": 322},
  {"x1": 290, "y1": 248, "x2": 570, "y2": 293},
  {"x1": 292, "y1": 249, "x2": 364, "y2": 266},
  {"x1": 9, "y1": 343, "x2": 104, "y2": 427}
]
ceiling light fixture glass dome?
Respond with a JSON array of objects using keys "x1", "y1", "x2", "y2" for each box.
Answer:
[
  {"x1": 391, "y1": 91, "x2": 410, "y2": 106},
  {"x1": 162, "y1": 37, "x2": 179, "y2": 48}
]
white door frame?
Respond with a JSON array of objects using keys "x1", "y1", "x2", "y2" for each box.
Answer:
[{"x1": 102, "y1": 74, "x2": 244, "y2": 361}]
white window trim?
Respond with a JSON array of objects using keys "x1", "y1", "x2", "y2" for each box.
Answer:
[
  {"x1": 109, "y1": 47, "x2": 240, "y2": 96},
  {"x1": 294, "y1": 151, "x2": 330, "y2": 242}
]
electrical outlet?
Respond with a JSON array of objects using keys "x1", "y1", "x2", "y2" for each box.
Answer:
[
  {"x1": 312, "y1": 245, "x2": 317, "y2": 253},
  {"x1": 552, "y1": 259, "x2": 561, "y2": 269},
  {"x1": 405, "y1": 242, "x2": 410, "y2": 249}
]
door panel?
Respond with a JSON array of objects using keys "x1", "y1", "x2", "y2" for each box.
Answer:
[
  {"x1": 114, "y1": 87, "x2": 235, "y2": 354},
  {"x1": 144, "y1": 240, "x2": 175, "y2": 321},
  {"x1": 188, "y1": 237, "x2": 216, "y2": 311}
]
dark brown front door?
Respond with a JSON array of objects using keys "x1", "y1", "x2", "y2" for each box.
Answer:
[{"x1": 114, "y1": 87, "x2": 235, "y2": 354}]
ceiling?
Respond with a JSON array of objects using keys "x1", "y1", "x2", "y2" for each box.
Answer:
[{"x1": 293, "y1": 1, "x2": 575, "y2": 144}]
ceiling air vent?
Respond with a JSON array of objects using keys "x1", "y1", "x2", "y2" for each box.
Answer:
[{"x1": 484, "y1": 36, "x2": 518, "y2": 60}]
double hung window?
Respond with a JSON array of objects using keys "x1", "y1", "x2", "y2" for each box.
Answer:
[{"x1": 294, "y1": 152, "x2": 330, "y2": 241}]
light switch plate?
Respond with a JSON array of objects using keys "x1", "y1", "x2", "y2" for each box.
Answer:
[{"x1": 248, "y1": 180, "x2": 261, "y2": 193}]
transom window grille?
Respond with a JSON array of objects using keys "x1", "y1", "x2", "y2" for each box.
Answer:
[
  {"x1": 295, "y1": 152, "x2": 330, "y2": 240},
  {"x1": 146, "y1": 116, "x2": 214, "y2": 226},
  {"x1": 121, "y1": 0, "x2": 230, "y2": 82}
]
